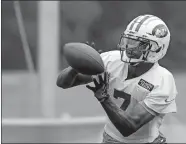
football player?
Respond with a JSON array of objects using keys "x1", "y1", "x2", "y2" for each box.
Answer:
[{"x1": 56, "y1": 14, "x2": 177, "y2": 143}]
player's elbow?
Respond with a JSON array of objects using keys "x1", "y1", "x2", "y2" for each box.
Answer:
[
  {"x1": 56, "y1": 81, "x2": 67, "y2": 89},
  {"x1": 122, "y1": 131, "x2": 134, "y2": 137},
  {"x1": 119, "y1": 115, "x2": 140, "y2": 137},
  {"x1": 120, "y1": 123, "x2": 138, "y2": 137},
  {"x1": 120, "y1": 126, "x2": 138, "y2": 137},
  {"x1": 56, "y1": 75, "x2": 69, "y2": 89}
]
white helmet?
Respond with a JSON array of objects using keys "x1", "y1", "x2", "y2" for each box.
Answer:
[{"x1": 118, "y1": 14, "x2": 170, "y2": 64}]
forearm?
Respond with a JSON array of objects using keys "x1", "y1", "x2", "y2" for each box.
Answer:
[
  {"x1": 101, "y1": 97, "x2": 136, "y2": 137},
  {"x1": 86, "y1": 72, "x2": 153, "y2": 137}
]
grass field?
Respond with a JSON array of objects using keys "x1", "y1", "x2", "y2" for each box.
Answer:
[{"x1": 2, "y1": 71, "x2": 186, "y2": 142}]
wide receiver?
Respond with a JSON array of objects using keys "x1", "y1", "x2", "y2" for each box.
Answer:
[{"x1": 57, "y1": 14, "x2": 177, "y2": 143}]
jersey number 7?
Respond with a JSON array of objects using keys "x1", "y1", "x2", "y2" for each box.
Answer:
[{"x1": 113, "y1": 89, "x2": 131, "y2": 111}]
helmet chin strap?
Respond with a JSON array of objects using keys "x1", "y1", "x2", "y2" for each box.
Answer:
[
  {"x1": 129, "y1": 62, "x2": 140, "y2": 66},
  {"x1": 121, "y1": 50, "x2": 154, "y2": 66},
  {"x1": 126, "y1": 53, "x2": 144, "y2": 66}
]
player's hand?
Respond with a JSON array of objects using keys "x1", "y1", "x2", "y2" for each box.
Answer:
[
  {"x1": 86, "y1": 71, "x2": 110, "y2": 102},
  {"x1": 85, "y1": 41, "x2": 103, "y2": 54}
]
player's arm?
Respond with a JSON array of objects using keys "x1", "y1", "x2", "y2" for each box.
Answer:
[
  {"x1": 56, "y1": 66, "x2": 92, "y2": 89},
  {"x1": 57, "y1": 42, "x2": 107, "y2": 89},
  {"x1": 100, "y1": 97, "x2": 156, "y2": 137},
  {"x1": 86, "y1": 72, "x2": 177, "y2": 137},
  {"x1": 86, "y1": 73, "x2": 155, "y2": 136}
]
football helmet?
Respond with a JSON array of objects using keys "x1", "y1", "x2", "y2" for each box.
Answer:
[{"x1": 118, "y1": 14, "x2": 170, "y2": 64}]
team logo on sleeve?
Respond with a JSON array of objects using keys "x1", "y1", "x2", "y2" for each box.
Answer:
[{"x1": 138, "y1": 79, "x2": 154, "y2": 92}]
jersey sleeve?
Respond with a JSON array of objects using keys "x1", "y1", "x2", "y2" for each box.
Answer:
[
  {"x1": 142, "y1": 73, "x2": 178, "y2": 115},
  {"x1": 100, "y1": 51, "x2": 112, "y2": 70},
  {"x1": 100, "y1": 50, "x2": 122, "y2": 71}
]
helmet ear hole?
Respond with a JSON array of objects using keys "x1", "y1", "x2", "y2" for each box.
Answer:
[{"x1": 155, "y1": 47, "x2": 161, "y2": 53}]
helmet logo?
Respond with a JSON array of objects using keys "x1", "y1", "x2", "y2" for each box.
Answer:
[{"x1": 152, "y1": 24, "x2": 168, "y2": 38}]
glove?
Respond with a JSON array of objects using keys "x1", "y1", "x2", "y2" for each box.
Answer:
[{"x1": 86, "y1": 71, "x2": 110, "y2": 102}]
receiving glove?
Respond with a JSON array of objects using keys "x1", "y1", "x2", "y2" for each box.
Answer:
[{"x1": 86, "y1": 71, "x2": 110, "y2": 102}]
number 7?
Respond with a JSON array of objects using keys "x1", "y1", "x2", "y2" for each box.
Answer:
[{"x1": 113, "y1": 89, "x2": 131, "y2": 111}]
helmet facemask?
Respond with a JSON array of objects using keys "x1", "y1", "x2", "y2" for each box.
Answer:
[{"x1": 118, "y1": 33, "x2": 161, "y2": 65}]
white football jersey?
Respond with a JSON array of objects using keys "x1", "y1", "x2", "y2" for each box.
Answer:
[{"x1": 100, "y1": 50, "x2": 177, "y2": 143}]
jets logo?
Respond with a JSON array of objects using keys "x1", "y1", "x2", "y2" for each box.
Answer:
[{"x1": 151, "y1": 24, "x2": 168, "y2": 38}]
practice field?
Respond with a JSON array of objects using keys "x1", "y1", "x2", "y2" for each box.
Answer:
[{"x1": 2, "y1": 71, "x2": 186, "y2": 142}]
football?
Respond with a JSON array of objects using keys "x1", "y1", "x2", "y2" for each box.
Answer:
[{"x1": 63, "y1": 42, "x2": 105, "y2": 75}]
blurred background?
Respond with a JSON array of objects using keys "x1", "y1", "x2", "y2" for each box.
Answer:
[{"x1": 2, "y1": 1, "x2": 186, "y2": 143}]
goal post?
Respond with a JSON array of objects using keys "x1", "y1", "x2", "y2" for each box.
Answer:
[{"x1": 38, "y1": 1, "x2": 60, "y2": 118}]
